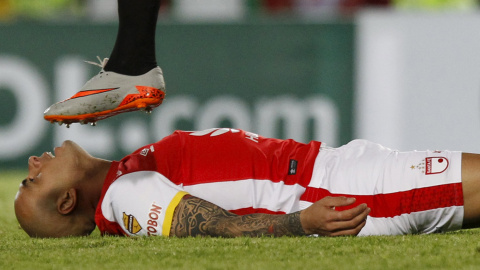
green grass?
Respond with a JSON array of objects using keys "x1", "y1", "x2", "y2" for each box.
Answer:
[{"x1": 2, "y1": 171, "x2": 480, "y2": 269}]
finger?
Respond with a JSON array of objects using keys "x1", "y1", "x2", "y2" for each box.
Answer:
[
  {"x1": 331, "y1": 203, "x2": 369, "y2": 221},
  {"x1": 328, "y1": 208, "x2": 370, "y2": 235},
  {"x1": 322, "y1": 196, "x2": 357, "y2": 208},
  {"x1": 330, "y1": 219, "x2": 367, "y2": 237}
]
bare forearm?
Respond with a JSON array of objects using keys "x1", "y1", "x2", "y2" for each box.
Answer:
[
  {"x1": 170, "y1": 195, "x2": 306, "y2": 237},
  {"x1": 207, "y1": 211, "x2": 305, "y2": 237}
]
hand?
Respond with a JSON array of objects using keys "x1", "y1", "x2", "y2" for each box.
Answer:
[{"x1": 300, "y1": 196, "x2": 370, "y2": 237}]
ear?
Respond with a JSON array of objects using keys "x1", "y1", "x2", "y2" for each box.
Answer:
[{"x1": 57, "y1": 188, "x2": 77, "y2": 215}]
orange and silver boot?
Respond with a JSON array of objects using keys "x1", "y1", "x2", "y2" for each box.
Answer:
[{"x1": 44, "y1": 58, "x2": 165, "y2": 127}]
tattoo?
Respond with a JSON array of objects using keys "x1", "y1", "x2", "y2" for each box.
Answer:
[{"x1": 170, "y1": 195, "x2": 306, "y2": 237}]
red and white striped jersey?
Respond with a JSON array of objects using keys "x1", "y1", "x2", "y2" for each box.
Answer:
[{"x1": 95, "y1": 128, "x2": 321, "y2": 236}]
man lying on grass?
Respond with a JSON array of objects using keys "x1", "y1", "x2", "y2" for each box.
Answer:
[{"x1": 14, "y1": 128, "x2": 479, "y2": 238}]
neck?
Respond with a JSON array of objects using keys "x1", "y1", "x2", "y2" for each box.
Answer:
[{"x1": 77, "y1": 157, "x2": 112, "y2": 227}]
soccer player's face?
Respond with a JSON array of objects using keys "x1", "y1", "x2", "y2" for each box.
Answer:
[{"x1": 15, "y1": 141, "x2": 88, "y2": 213}]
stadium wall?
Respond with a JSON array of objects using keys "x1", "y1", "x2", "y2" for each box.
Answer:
[
  {"x1": 356, "y1": 11, "x2": 480, "y2": 153},
  {"x1": 0, "y1": 21, "x2": 354, "y2": 169}
]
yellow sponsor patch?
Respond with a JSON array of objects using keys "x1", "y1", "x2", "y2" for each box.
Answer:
[{"x1": 123, "y1": 212, "x2": 142, "y2": 234}]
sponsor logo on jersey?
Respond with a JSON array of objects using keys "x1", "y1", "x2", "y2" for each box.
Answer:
[
  {"x1": 425, "y1": 157, "x2": 448, "y2": 175},
  {"x1": 288, "y1": 159, "x2": 298, "y2": 175},
  {"x1": 140, "y1": 148, "x2": 149, "y2": 156},
  {"x1": 140, "y1": 145, "x2": 155, "y2": 157},
  {"x1": 146, "y1": 202, "x2": 163, "y2": 236},
  {"x1": 123, "y1": 212, "x2": 142, "y2": 234}
]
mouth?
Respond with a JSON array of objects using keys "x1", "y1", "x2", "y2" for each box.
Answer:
[{"x1": 45, "y1": 151, "x2": 55, "y2": 158}]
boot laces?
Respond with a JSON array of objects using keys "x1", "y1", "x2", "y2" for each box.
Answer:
[{"x1": 84, "y1": 56, "x2": 108, "y2": 69}]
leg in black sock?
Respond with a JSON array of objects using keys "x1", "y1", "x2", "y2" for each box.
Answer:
[{"x1": 104, "y1": 0, "x2": 161, "y2": 76}]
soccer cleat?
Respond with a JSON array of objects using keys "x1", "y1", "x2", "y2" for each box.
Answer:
[{"x1": 44, "y1": 57, "x2": 166, "y2": 126}]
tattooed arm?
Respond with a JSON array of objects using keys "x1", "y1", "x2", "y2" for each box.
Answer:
[
  {"x1": 170, "y1": 195, "x2": 370, "y2": 237},
  {"x1": 170, "y1": 195, "x2": 305, "y2": 237}
]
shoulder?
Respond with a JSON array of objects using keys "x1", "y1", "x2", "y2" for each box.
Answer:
[{"x1": 98, "y1": 171, "x2": 188, "y2": 237}]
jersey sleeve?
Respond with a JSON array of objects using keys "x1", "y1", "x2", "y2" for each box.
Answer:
[{"x1": 99, "y1": 171, "x2": 188, "y2": 236}]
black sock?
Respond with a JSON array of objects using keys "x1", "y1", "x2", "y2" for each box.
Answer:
[{"x1": 104, "y1": 0, "x2": 161, "y2": 76}]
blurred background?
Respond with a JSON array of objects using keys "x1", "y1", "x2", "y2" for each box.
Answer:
[{"x1": 1, "y1": 0, "x2": 480, "y2": 169}]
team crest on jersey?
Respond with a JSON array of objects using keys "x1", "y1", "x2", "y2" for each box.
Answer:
[
  {"x1": 123, "y1": 212, "x2": 142, "y2": 234},
  {"x1": 425, "y1": 157, "x2": 449, "y2": 175},
  {"x1": 410, "y1": 157, "x2": 449, "y2": 175}
]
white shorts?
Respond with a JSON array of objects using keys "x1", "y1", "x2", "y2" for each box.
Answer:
[{"x1": 300, "y1": 139, "x2": 464, "y2": 236}]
